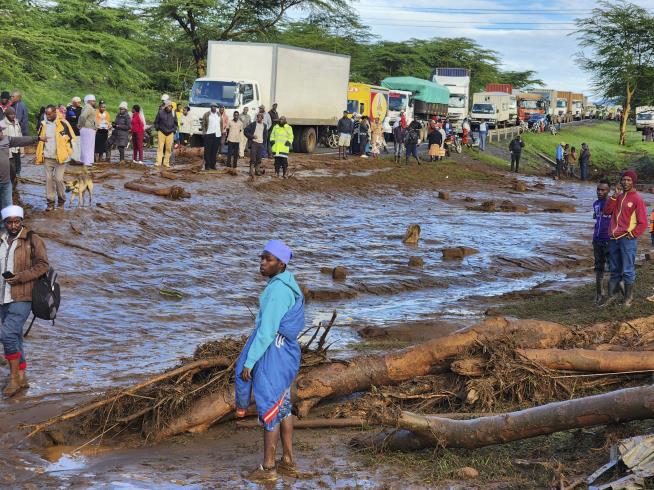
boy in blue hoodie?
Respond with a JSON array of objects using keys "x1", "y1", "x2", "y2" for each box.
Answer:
[{"x1": 235, "y1": 240, "x2": 304, "y2": 482}]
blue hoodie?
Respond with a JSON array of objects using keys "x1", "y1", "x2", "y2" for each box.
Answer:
[{"x1": 235, "y1": 271, "x2": 305, "y2": 426}]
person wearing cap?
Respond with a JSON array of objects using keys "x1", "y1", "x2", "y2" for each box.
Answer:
[
  {"x1": 35, "y1": 105, "x2": 75, "y2": 211},
  {"x1": 200, "y1": 103, "x2": 221, "y2": 170},
  {"x1": 235, "y1": 239, "x2": 304, "y2": 482},
  {"x1": 10, "y1": 92, "x2": 28, "y2": 136},
  {"x1": 0, "y1": 205, "x2": 49, "y2": 397},
  {"x1": 601, "y1": 170, "x2": 647, "y2": 307},
  {"x1": 109, "y1": 102, "x2": 132, "y2": 162},
  {"x1": 66, "y1": 97, "x2": 83, "y2": 162},
  {"x1": 0, "y1": 119, "x2": 41, "y2": 209},
  {"x1": 154, "y1": 100, "x2": 178, "y2": 167},
  {"x1": 78, "y1": 95, "x2": 97, "y2": 166}
]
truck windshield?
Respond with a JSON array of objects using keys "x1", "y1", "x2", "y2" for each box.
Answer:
[
  {"x1": 519, "y1": 100, "x2": 539, "y2": 109},
  {"x1": 189, "y1": 81, "x2": 238, "y2": 108},
  {"x1": 556, "y1": 100, "x2": 567, "y2": 108},
  {"x1": 389, "y1": 94, "x2": 407, "y2": 112},
  {"x1": 638, "y1": 113, "x2": 654, "y2": 121},
  {"x1": 472, "y1": 104, "x2": 494, "y2": 114},
  {"x1": 449, "y1": 95, "x2": 466, "y2": 108}
]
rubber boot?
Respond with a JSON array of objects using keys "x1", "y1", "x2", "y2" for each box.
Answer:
[
  {"x1": 595, "y1": 272, "x2": 605, "y2": 305},
  {"x1": 600, "y1": 278, "x2": 621, "y2": 307},
  {"x1": 3, "y1": 358, "x2": 21, "y2": 397},
  {"x1": 623, "y1": 283, "x2": 634, "y2": 308}
]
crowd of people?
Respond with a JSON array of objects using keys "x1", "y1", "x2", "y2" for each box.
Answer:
[{"x1": 555, "y1": 141, "x2": 592, "y2": 180}]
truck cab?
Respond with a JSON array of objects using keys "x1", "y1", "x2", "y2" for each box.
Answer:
[
  {"x1": 636, "y1": 106, "x2": 654, "y2": 130},
  {"x1": 470, "y1": 103, "x2": 497, "y2": 126},
  {"x1": 188, "y1": 77, "x2": 260, "y2": 139},
  {"x1": 387, "y1": 90, "x2": 413, "y2": 126}
]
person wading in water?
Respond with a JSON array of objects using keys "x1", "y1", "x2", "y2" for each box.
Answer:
[{"x1": 235, "y1": 240, "x2": 304, "y2": 482}]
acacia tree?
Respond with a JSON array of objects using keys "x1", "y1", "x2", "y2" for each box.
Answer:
[
  {"x1": 575, "y1": 1, "x2": 654, "y2": 145},
  {"x1": 136, "y1": 0, "x2": 351, "y2": 77}
]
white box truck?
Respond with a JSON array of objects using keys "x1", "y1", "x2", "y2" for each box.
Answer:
[
  {"x1": 386, "y1": 89, "x2": 413, "y2": 126},
  {"x1": 636, "y1": 106, "x2": 654, "y2": 130},
  {"x1": 431, "y1": 68, "x2": 470, "y2": 127},
  {"x1": 470, "y1": 92, "x2": 512, "y2": 128},
  {"x1": 187, "y1": 41, "x2": 351, "y2": 152}
]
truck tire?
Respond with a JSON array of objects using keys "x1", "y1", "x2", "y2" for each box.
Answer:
[
  {"x1": 292, "y1": 127, "x2": 302, "y2": 153},
  {"x1": 299, "y1": 127, "x2": 317, "y2": 153}
]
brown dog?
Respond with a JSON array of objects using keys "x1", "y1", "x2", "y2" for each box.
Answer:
[{"x1": 65, "y1": 169, "x2": 94, "y2": 208}]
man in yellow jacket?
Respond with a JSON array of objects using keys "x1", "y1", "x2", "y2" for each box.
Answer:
[
  {"x1": 270, "y1": 116, "x2": 293, "y2": 178},
  {"x1": 35, "y1": 105, "x2": 75, "y2": 211}
]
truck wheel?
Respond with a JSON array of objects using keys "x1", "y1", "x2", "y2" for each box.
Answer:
[
  {"x1": 299, "y1": 127, "x2": 317, "y2": 153},
  {"x1": 292, "y1": 128, "x2": 302, "y2": 153}
]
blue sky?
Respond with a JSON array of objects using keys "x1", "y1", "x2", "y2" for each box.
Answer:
[{"x1": 353, "y1": 0, "x2": 654, "y2": 96}]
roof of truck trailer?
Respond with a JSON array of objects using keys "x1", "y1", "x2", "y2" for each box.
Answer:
[
  {"x1": 380, "y1": 77, "x2": 449, "y2": 105},
  {"x1": 207, "y1": 40, "x2": 352, "y2": 60}
]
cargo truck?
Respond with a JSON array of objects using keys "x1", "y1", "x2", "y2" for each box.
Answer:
[
  {"x1": 516, "y1": 93, "x2": 545, "y2": 121},
  {"x1": 381, "y1": 77, "x2": 449, "y2": 120},
  {"x1": 528, "y1": 89, "x2": 557, "y2": 118},
  {"x1": 485, "y1": 84, "x2": 517, "y2": 123},
  {"x1": 636, "y1": 106, "x2": 654, "y2": 130},
  {"x1": 347, "y1": 82, "x2": 389, "y2": 121},
  {"x1": 554, "y1": 91, "x2": 573, "y2": 123},
  {"x1": 571, "y1": 93, "x2": 584, "y2": 120},
  {"x1": 470, "y1": 92, "x2": 512, "y2": 128},
  {"x1": 432, "y1": 68, "x2": 470, "y2": 127},
  {"x1": 187, "y1": 41, "x2": 350, "y2": 153},
  {"x1": 386, "y1": 89, "x2": 413, "y2": 125}
]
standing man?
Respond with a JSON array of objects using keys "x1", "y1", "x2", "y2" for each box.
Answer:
[
  {"x1": 555, "y1": 142, "x2": 565, "y2": 178},
  {"x1": 2, "y1": 109, "x2": 28, "y2": 189},
  {"x1": 10, "y1": 92, "x2": 28, "y2": 136},
  {"x1": 0, "y1": 92, "x2": 11, "y2": 119},
  {"x1": 602, "y1": 170, "x2": 647, "y2": 308},
  {"x1": 239, "y1": 107, "x2": 252, "y2": 158},
  {"x1": 270, "y1": 116, "x2": 293, "y2": 178},
  {"x1": 244, "y1": 112, "x2": 268, "y2": 177},
  {"x1": 154, "y1": 100, "x2": 178, "y2": 168},
  {"x1": 579, "y1": 143, "x2": 591, "y2": 181},
  {"x1": 258, "y1": 105, "x2": 273, "y2": 157},
  {"x1": 269, "y1": 103, "x2": 280, "y2": 127},
  {"x1": 226, "y1": 110, "x2": 244, "y2": 170},
  {"x1": 66, "y1": 97, "x2": 83, "y2": 162},
  {"x1": 235, "y1": 240, "x2": 304, "y2": 482},
  {"x1": 478, "y1": 121, "x2": 488, "y2": 151},
  {"x1": 592, "y1": 180, "x2": 612, "y2": 305},
  {"x1": 36, "y1": 105, "x2": 75, "y2": 211},
  {"x1": 508, "y1": 135, "x2": 525, "y2": 173},
  {"x1": 337, "y1": 111, "x2": 353, "y2": 160},
  {"x1": 392, "y1": 119, "x2": 406, "y2": 164},
  {"x1": 200, "y1": 103, "x2": 220, "y2": 170},
  {"x1": 78, "y1": 95, "x2": 97, "y2": 166},
  {"x1": 218, "y1": 106, "x2": 229, "y2": 160},
  {"x1": 0, "y1": 205, "x2": 50, "y2": 397},
  {"x1": 404, "y1": 116, "x2": 422, "y2": 165},
  {"x1": 0, "y1": 118, "x2": 41, "y2": 209}
]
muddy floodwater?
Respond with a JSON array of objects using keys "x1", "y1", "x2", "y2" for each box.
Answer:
[{"x1": 1, "y1": 153, "x2": 599, "y2": 487}]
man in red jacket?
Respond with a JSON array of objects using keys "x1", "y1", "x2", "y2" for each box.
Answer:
[{"x1": 602, "y1": 170, "x2": 647, "y2": 307}]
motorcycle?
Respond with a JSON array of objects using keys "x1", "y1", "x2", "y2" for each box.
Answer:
[
  {"x1": 320, "y1": 127, "x2": 339, "y2": 149},
  {"x1": 444, "y1": 132, "x2": 462, "y2": 155},
  {"x1": 549, "y1": 124, "x2": 559, "y2": 136}
]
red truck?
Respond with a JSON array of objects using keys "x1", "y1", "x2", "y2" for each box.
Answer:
[{"x1": 516, "y1": 93, "x2": 545, "y2": 121}]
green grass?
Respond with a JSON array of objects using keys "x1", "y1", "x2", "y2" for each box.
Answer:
[
  {"x1": 498, "y1": 261, "x2": 654, "y2": 325},
  {"x1": 519, "y1": 121, "x2": 652, "y2": 172}
]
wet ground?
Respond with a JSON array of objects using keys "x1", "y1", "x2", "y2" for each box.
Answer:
[{"x1": 0, "y1": 148, "x2": 612, "y2": 488}]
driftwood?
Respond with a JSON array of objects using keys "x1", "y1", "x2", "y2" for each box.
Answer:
[
  {"x1": 354, "y1": 385, "x2": 654, "y2": 451},
  {"x1": 124, "y1": 181, "x2": 190, "y2": 199},
  {"x1": 156, "y1": 317, "x2": 570, "y2": 438},
  {"x1": 517, "y1": 348, "x2": 654, "y2": 373},
  {"x1": 160, "y1": 170, "x2": 178, "y2": 180},
  {"x1": 25, "y1": 357, "x2": 230, "y2": 438}
]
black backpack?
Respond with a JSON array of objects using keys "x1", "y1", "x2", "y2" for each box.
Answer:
[{"x1": 24, "y1": 231, "x2": 60, "y2": 337}]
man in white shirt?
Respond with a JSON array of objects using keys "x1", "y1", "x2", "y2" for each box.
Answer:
[
  {"x1": 478, "y1": 121, "x2": 488, "y2": 151},
  {"x1": 201, "y1": 103, "x2": 221, "y2": 170}
]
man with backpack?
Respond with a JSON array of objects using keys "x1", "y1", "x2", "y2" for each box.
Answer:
[
  {"x1": 0, "y1": 205, "x2": 50, "y2": 397},
  {"x1": 405, "y1": 116, "x2": 422, "y2": 165}
]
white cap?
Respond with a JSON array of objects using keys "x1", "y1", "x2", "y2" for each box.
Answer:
[
  {"x1": 84, "y1": 94, "x2": 96, "y2": 103},
  {"x1": 161, "y1": 94, "x2": 170, "y2": 101},
  {"x1": 119, "y1": 101, "x2": 128, "y2": 109},
  {"x1": 1, "y1": 205, "x2": 24, "y2": 220}
]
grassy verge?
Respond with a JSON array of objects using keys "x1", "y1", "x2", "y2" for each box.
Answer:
[{"x1": 497, "y1": 261, "x2": 654, "y2": 326}]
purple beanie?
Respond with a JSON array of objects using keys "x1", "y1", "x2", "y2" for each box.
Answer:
[{"x1": 263, "y1": 239, "x2": 292, "y2": 264}]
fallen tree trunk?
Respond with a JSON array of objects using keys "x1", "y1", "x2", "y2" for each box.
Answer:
[
  {"x1": 517, "y1": 348, "x2": 654, "y2": 372},
  {"x1": 157, "y1": 317, "x2": 570, "y2": 437},
  {"x1": 355, "y1": 384, "x2": 654, "y2": 451},
  {"x1": 124, "y1": 181, "x2": 190, "y2": 200}
]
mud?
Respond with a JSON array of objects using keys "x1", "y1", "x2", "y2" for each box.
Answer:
[{"x1": 1, "y1": 148, "x2": 604, "y2": 487}]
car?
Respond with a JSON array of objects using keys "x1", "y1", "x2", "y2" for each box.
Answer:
[{"x1": 527, "y1": 114, "x2": 547, "y2": 128}]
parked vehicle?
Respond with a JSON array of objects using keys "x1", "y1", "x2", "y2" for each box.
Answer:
[
  {"x1": 444, "y1": 132, "x2": 462, "y2": 154},
  {"x1": 527, "y1": 114, "x2": 547, "y2": 129},
  {"x1": 486, "y1": 84, "x2": 517, "y2": 122},
  {"x1": 381, "y1": 77, "x2": 449, "y2": 121},
  {"x1": 386, "y1": 89, "x2": 413, "y2": 126},
  {"x1": 470, "y1": 92, "x2": 512, "y2": 128},
  {"x1": 517, "y1": 93, "x2": 545, "y2": 122},
  {"x1": 348, "y1": 82, "x2": 389, "y2": 122},
  {"x1": 636, "y1": 106, "x2": 654, "y2": 130},
  {"x1": 555, "y1": 91, "x2": 573, "y2": 123},
  {"x1": 571, "y1": 93, "x2": 584, "y2": 120},
  {"x1": 187, "y1": 41, "x2": 350, "y2": 153},
  {"x1": 432, "y1": 68, "x2": 470, "y2": 127},
  {"x1": 528, "y1": 89, "x2": 558, "y2": 118}
]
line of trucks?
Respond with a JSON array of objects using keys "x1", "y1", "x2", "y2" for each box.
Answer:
[{"x1": 186, "y1": 41, "x2": 600, "y2": 153}]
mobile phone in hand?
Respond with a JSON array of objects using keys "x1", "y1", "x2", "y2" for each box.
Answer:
[{"x1": 2, "y1": 271, "x2": 15, "y2": 279}]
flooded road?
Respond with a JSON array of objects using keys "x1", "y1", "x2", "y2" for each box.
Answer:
[{"x1": 0, "y1": 152, "x2": 600, "y2": 487}]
